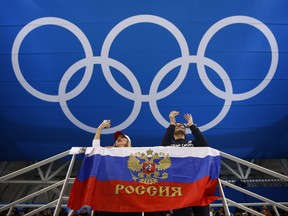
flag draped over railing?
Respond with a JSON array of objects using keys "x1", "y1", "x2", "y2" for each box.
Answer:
[{"x1": 68, "y1": 146, "x2": 221, "y2": 212}]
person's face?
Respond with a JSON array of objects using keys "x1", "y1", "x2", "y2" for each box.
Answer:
[
  {"x1": 114, "y1": 135, "x2": 128, "y2": 147},
  {"x1": 174, "y1": 123, "x2": 186, "y2": 136},
  {"x1": 175, "y1": 123, "x2": 185, "y2": 132}
]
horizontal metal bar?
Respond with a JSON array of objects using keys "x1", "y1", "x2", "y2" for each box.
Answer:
[
  {"x1": 220, "y1": 179, "x2": 288, "y2": 212},
  {"x1": 0, "y1": 150, "x2": 70, "y2": 182},
  {"x1": 219, "y1": 150, "x2": 288, "y2": 182},
  {"x1": 0, "y1": 180, "x2": 64, "y2": 212}
]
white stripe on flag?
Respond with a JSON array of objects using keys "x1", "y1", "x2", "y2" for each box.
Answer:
[{"x1": 85, "y1": 146, "x2": 219, "y2": 158}]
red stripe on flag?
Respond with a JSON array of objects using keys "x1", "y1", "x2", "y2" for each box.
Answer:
[{"x1": 68, "y1": 177, "x2": 220, "y2": 212}]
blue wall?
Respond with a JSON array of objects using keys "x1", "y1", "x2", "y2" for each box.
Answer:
[{"x1": 1, "y1": 0, "x2": 288, "y2": 161}]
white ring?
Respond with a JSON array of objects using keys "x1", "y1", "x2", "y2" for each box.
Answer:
[
  {"x1": 197, "y1": 16, "x2": 278, "y2": 101},
  {"x1": 101, "y1": 15, "x2": 190, "y2": 102},
  {"x1": 11, "y1": 17, "x2": 94, "y2": 102},
  {"x1": 150, "y1": 55, "x2": 233, "y2": 132},
  {"x1": 58, "y1": 57, "x2": 142, "y2": 133}
]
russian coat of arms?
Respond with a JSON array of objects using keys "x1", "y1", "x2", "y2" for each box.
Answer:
[{"x1": 127, "y1": 149, "x2": 171, "y2": 184}]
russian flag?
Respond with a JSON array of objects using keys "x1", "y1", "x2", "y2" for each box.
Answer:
[{"x1": 68, "y1": 147, "x2": 221, "y2": 212}]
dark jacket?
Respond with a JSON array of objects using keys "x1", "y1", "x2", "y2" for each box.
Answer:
[
  {"x1": 160, "y1": 124, "x2": 210, "y2": 216},
  {"x1": 160, "y1": 124, "x2": 209, "y2": 147}
]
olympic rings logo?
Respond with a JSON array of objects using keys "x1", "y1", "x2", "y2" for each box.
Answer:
[{"x1": 11, "y1": 15, "x2": 278, "y2": 134}]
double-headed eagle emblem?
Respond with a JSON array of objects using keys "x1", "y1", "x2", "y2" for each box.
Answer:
[{"x1": 128, "y1": 149, "x2": 171, "y2": 184}]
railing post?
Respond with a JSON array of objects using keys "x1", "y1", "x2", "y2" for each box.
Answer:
[
  {"x1": 217, "y1": 178, "x2": 230, "y2": 216},
  {"x1": 53, "y1": 154, "x2": 76, "y2": 216}
]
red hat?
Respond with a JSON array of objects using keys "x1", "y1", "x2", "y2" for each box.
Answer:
[
  {"x1": 114, "y1": 131, "x2": 131, "y2": 147},
  {"x1": 114, "y1": 131, "x2": 125, "y2": 140}
]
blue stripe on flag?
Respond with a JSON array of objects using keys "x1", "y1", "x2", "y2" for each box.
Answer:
[{"x1": 77, "y1": 154, "x2": 220, "y2": 182}]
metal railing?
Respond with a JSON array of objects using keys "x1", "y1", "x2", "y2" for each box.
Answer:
[{"x1": 217, "y1": 151, "x2": 288, "y2": 216}]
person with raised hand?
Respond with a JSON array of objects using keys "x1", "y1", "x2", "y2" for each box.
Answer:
[{"x1": 160, "y1": 110, "x2": 210, "y2": 216}]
